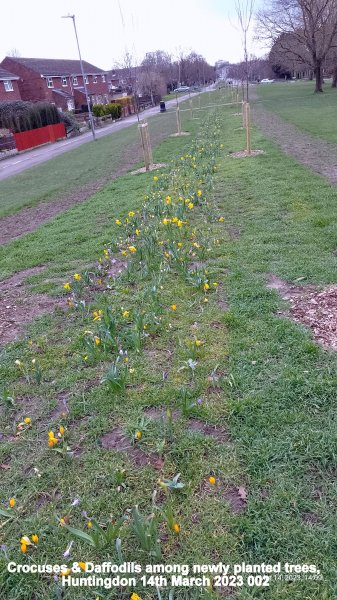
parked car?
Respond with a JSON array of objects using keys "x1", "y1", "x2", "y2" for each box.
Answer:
[
  {"x1": 173, "y1": 86, "x2": 190, "y2": 92},
  {"x1": 260, "y1": 78, "x2": 275, "y2": 84}
]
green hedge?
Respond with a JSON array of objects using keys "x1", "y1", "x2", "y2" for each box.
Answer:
[
  {"x1": 92, "y1": 103, "x2": 122, "y2": 119},
  {"x1": 0, "y1": 101, "x2": 61, "y2": 133}
]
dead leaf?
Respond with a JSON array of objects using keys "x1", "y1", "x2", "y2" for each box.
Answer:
[{"x1": 237, "y1": 486, "x2": 248, "y2": 501}]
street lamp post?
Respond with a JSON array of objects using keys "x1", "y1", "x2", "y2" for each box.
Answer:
[{"x1": 61, "y1": 14, "x2": 96, "y2": 141}]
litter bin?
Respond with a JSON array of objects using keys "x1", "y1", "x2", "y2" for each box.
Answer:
[{"x1": 160, "y1": 101, "x2": 166, "y2": 112}]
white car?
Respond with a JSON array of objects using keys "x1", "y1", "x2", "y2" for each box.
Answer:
[{"x1": 260, "y1": 78, "x2": 274, "y2": 83}]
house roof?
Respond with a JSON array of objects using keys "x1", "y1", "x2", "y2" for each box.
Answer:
[
  {"x1": 51, "y1": 88, "x2": 74, "y2": 99},
  {"x1": 0, "y1": 66, "x2": 19, "y2": 81},
  {"x1": 3, "y1": 57, "x2": 106, "y2": 77}
]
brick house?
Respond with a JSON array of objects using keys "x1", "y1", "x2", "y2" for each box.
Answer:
[
  {"x1": 0, "y1": 66, "x2": 21, "y2": 102},
  {"x1": 0, "y1": 57, "x2": 110, "y2": 111}
]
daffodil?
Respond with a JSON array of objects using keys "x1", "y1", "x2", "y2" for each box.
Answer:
[
  {"x1": 63, "y1": 282, "x2": 71, "y2": 291},
  {"x1": 87, "y1": 521, "x2": 93, "y2": 528},
  {"x1": 135, "y1": 229, "x2": 140, "y2": 235},
  {"x1": 153, "y1": 176, "x2": 158, "y2": 182},
  {"x1": 128, "y1": 211, "x2": 135, "y2": 217},
  {"x1": 208, "y1": 475, "x2": 216, "y2": 485},
  {"x1": 74, "y1": 273, "x2": 81, "y2": 281},
  {"x1": 93, "y1": 309, "x2": 103, "y2": 321},
  {"x1": 135, "y1": 431, "x2": 142, "y2": 440},
  {"x1": 9, "y1": 498, "x2": 15, "y2": 508},
  {"x1": 162, "y1": 218, "x2": 171, "y2": 225},
  {"x1": 20, "y1": 536, "x2": 31, "y2": 546},
  {"x1": 197, "y1": 190, "x2": 203, "y2": 197},
  {"x1": 31, "y1": 534, "x2": 39, "y2": 544},
  {"x1": 171, "y1": 304, "x2": 177, "y2": 311},
  {"x1": 204, "y1": 283, "x2": 210, "y2": 291},
  {"x1": 177, "y1": 220, "x2": 183, "y2": 228},
  {"x1": 128, "y1": 246, "x2": 137, "y2": 253},
  {"x1": 218, "y1": 216, "x2": 225, "y2": 222},
  {"x1": 59, "y1": 517, "x2": 66, "y2": 527},
  {"x1": 195, "y1": 339, "x2": 203, "y2": 347},
  {"x1": 24, "y1": 417, "x2": 31, "y2": 424},
  {"x1": 122, "y1": 310, "x2": 130, "y2": 318},
  {"x1": 166, "y1": 196, "x2": 171, "y2": 204},
  {"x1": 94, "y1": 336, "x2": 101, "y2": 346},
  {"x1": 131, "y1": 593, "x2": 142, "y2": 600},
  {"x1": 79, "y1": 562, "x2": 87, "y2": 571},
  {"x1": 172, "y1": 523, "x2": 181, "y2": 534},
  {"x1": 115, "y1": 219, "x2": 122, "y2": 226},
  {"x1": 59, "y1": 425, "x2": 65, "y2": 436},
  {"x1": 188, "y1": 202, "x2": 194, "y2": 209}
]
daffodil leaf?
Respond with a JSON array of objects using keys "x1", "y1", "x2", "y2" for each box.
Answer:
[
  {"x1": 62, "y1": 525, "x2": 95, "y2": 546},
  {"x1": 0, "y1": 508, "x2": 13, "y2": 519}
]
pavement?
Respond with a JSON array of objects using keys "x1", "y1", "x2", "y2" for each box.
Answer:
[{"x1": 0, "y1": 94, "x2": 194, "y2": 182}]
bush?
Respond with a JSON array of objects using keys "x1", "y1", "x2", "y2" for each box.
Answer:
[
  {"x1": 0, "y1": 101, "x2": 61, "y2": 133},
  {"x1": 105, "y1": 103, "x2": 122, "y2": 119},
  {"x1": 92, "y1": 104, "x2": 105, "y2": 117},
  {"x1": 59, "y1": 111, "x2": 80, "y2": 134}
]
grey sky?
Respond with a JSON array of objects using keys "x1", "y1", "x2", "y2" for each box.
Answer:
[{"x1": 1, "y1": 0, "x2": 265, "y2": 70}]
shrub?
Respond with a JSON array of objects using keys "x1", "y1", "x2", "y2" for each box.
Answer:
[
  {"x1": 92, "y1": 104, "x2": 105, "y2": 117},
  {"x1": 0, "y1": 101, "x2": 61, "y2": 133},
  {"x1": 105, "y1": 103, "x2": 122, "y2": 119}
]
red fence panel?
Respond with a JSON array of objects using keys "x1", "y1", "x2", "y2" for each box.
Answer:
[{"x1": 14, "y1": 123, "x2": 66, "y2": 151}]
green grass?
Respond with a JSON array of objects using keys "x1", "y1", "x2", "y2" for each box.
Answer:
[
  {"x1": 0, "y1": 106, "x2": 185, "y2": 218},
  {"x1": 1, "y1": 91, "x2": 336, "y2": 599},
  {"x1": 256, "y1": 79, "x2": 337, "y2": 143}
]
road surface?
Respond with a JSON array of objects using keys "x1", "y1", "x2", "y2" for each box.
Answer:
[{"x1": 0, "y1": 94, "x2": 194, "y2": 182}]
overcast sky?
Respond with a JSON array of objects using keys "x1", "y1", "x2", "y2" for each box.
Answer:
[{"x1": 1, "y1": 0, "x2": 265, "y2": 70}]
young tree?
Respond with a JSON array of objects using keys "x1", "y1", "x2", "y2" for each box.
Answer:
[
  {"x1": 235, "y1": 0, "x2": 255, "y2": 101},
  {"x1": 257, "y1": 0, "x2": 337, "y2": 92}
]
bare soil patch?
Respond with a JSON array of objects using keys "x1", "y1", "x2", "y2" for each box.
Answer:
[
  {"x1": 0, "y1": 266, "x2": 63, "y2": 346},
  {"x1": 187, "y1": 419, "x2": 230, "y2": 442},
  {"x1": 130, "y1": 163, "x2": 166, "y2": 175},
  {"x1": 100, "y1": 427, "x2": 164, "y2": 470},
  {"x1": 267, "y1": 274, "x2": 337, "y2": 350},
  {"x1": 106, "y1": 258, "x2": 127, "y2": 279},
  {"x1": 229, "y1": 150, "x2": 264, "y2": 159}
]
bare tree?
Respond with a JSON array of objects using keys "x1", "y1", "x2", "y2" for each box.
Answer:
[
  {"x1": 235, "y1": 0, "x2": 255, "y2": 101},
  {"x1": 257, "y1": 0, "x2": 337, "y2": 92}
]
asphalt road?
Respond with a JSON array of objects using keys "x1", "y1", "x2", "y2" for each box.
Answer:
[{"x1": 0, "y1": 94, "x2": 194, "y2": 182}]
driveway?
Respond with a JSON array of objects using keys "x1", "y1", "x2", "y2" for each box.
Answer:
[{"x1": 0, "y1": 94, "x2": 194, "y2": 181}]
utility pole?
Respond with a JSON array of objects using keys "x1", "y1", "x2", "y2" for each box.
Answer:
[{"x1": 62, "y1": 14, "x2": 96, "y2": 141}]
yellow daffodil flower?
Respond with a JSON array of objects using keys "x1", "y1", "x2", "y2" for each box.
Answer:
[
  {"x1": 171, "y1": 304, "x2": 177, "y2": 311},
  {"x1": 197, "y1": 190, "x2": 203, "y2": 197},
  {"x1": 59, "y1": 426, "x2": 65, "y2": 436},
  {"x1": 63, "y1": 282, "x2": 71, "y2": 291},
  {"x1": 131, "y1": 593, "x2": 142, "y2": 600},
  {"x1": 135, "y1": 431, "x2": 142, "y2": 440},
  {"x1": 94, "y1": 336, "x2": 101, "y2": 346},
  {"x1": 172, "y1": 523, "x2": 181, "y2": 534},
  {"x1": 177, "y1": 220, "x2": 183, "y2": 228},
  {"x1": 128, "y1": 211, "x2": 135, "y2": 217},
  {"x1": 31, "y1": 534, "x2": 39, "y2": 544},
  {"x1": 115, "y1": 219, "x2": 122, "y2": 225},
  {"x1": 204, "y1": 283, "x2": 210, "y2": 290},
  {"x1": 24, "y1": 417, "x2": 31, "y2": 424},
  {"x1": 208, "y1": 476, "x2": 216, "y2": 485},
  {"x1": 74, "y1": 273, "x2": 81, "y2": 281},
  {"x1": 153, "y1": 176, "x2": 158, "y2": 182},
  {"x1": 122, "y1": 310, "x2": 130, "y2": 318},
  {"x1": 93, "y1": 310, "x2": 103, "y2": 321},
  {"x1": 128, "y1": 246, "x2": 137, "y2": 253},
  {"x1": 9, "y1": 498, "x2": 16, "y2": 508},
  {"x1": 166, "y1": 196, "x2": 171, "y2": 204},
  {"x1": 79, "y1": 562, "x2": 87, "y2": 571},
  {"x1": 87, "y1": 521, "x2": 93, "y2": 528},
  {"x1": 195, "y1": 340, "x2": 203, "y2": 347},
  {"x1": 188, "y1": 202, "x2": 194, "y2": 209},
  {"x1": 218, "y1": 216, "x2": 225, "y2": 222}
]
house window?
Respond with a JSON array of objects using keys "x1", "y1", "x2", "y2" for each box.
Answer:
[
  {"x1": 62, "y1": 77, "x2": 67, "y2": 86},
  {"x1": 47, "y1": 77, "x2": 54, "y2": 88},
  {"x1": 93, "y1": 76, "x2": 97, "y2": 84},
  {"x1": 102, "y1": 74, "x2": 106, "y2": 83},
  {"x1": 4, "y1": 80, "x2": 14, "y2": 92},
  {"x1": 84, "y1": 76, "x2": 89, "y2": 84},
  {"x1": 73, "y1": 76, "x2": 78, "y2": 86}
]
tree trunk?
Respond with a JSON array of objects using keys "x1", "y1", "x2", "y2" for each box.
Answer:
[
  {"x1": 332, "y1": 66, "x2": 337, "y2": 88},
  {"x1": 314, "y1": 61, "x2": 323, "y2": 92}
]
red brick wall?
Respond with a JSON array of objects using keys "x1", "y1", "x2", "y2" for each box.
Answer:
[{"x1": 0, "y1": 79, "x2": 21, "y2": 102}]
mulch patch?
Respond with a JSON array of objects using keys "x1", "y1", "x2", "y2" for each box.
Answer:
[
  {"x1": 0, "y1": 266, "x2": 64, "y2": 346},
  {"x1": 267, "y1": 274, "x2": 337, "y2": 350},
  {"x1": 187, "y1": 419, "x2": 230, "y2": 443}
]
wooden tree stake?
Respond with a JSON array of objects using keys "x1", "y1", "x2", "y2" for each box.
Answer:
[{"x1": 245, "y1": 102, "x2": 251, "y2": 155}]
